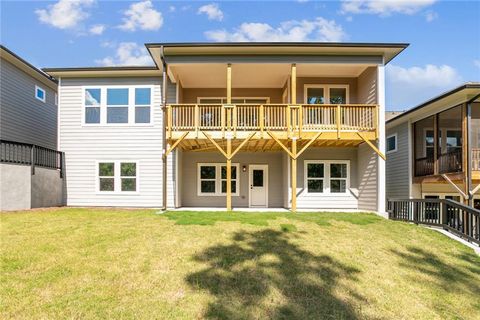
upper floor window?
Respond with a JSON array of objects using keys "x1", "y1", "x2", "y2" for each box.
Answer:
[
  {"x1": 135, "y1": 88, "x2": 151, "y2": 123},
  {"x1": 386, "y1": 134, "x2": 397, "y2": 154},
  {"x1": 85, "y1": 88, "x2": 101, "y2": 123},
  {"x1": 107, "y1": 88, "x2": 129, "y2": 123},
  {"x1": 304, "y1": 85, "x2": 349, "y2": 105},
  {"x1": 35, "y1": 85, "x2": 46, "y2": 103},
  {"x1": 84, "y1": 86, "x2": 152, "y2": 125}
]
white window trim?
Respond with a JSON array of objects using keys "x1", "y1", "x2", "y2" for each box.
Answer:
[
  {"x1": 35, "y1": 85, "x2": 46, "y2": 103},
  {"x1": 96, "y1": 160, "x2": 140, "y2": 194},
  {"x1": 197, "y1": 163, "x2": 240, "y2": 197},
  {"x1": 304, "y1": 160, "x2": 350, "y2": 195},
  {"x1": 303, "y1": 84, "x2": 350, "y2": 104},
  {"x1": 82, "y1": 85, "x2": 154, "y2": 126},
  {"x1": 197, "y1": 97, "x2": 271, "y2": 104},
  {"x1": 386, "y1": 133, "x2": 398, "y2": 154}
]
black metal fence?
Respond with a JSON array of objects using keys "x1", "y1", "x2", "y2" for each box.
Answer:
[
  {"x1": 0, "y1": 140, "x2": 64, "y2": 176},
  {"x1": 388, "y1": 199, "x2": 480, "y2": 245}
]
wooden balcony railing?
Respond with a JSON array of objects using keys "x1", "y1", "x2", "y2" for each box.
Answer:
[
  {"x1": 438, "y1": 149, "x2": 462, "y2": 174},
  {"x1": 415, "y1": 156, "x2": 434, "y2": 177},
  {"x1": 472, "y1": 148, "x2": 480, "y2": 171},
  {"x1": 167, "y1": 104, "x2": 378, "y2": 136}
]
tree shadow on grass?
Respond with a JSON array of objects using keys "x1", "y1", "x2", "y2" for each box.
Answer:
[
  {"x1": 186, "y1": 229, "x2": 364, "y2": 319},
  {"x1": 390, "y1": 246, "x2": 480, "y2": 296}
]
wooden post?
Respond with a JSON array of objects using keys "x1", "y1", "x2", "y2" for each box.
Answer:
[
  {"x1": 291, "y1": 137, "x2": 297, "y2": 212},
  {"x1": 194, "y1": 104, "x2": 199, "y2": 138},
  {"x1": 227, "y1": 63, "x2": 232, "y2": 104},
  {"x1": 291, "y1": 64, "x2": 296, "y2": 104},
  {"x1": 336, "y1": 105, "x2": 341, "y2": 139},
  {"x1": 433, "y1": 113, "x2": 439, "y2": 175},
  {"x1": 226, "y1": 138, "x2": 232, "y2": 211}
]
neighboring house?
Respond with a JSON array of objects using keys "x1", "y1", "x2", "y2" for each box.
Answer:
[
  {"x1": 1, "y1": 45, "x2": 58, "y2": 149},
  {"x1": 386, "y1": 83, "x2": 480, "y2": 209},
  {"x1": 385, "y1": 111, "x2": 404, "y2": 121},
  {"x1": 44, "y1": 42, "x2": 408, "y2": 213},
  {"x1": 0, "y1": 45, "x2": 63, "y2": 211}
]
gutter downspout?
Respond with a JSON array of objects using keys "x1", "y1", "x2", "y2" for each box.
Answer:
[{"x1": 161, "y1": 46, "x2": 168, "y2": 210}]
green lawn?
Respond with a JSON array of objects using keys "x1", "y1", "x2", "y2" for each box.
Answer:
[{"x1": 1, "y1": 208, "x2": 479, "y2": 319}]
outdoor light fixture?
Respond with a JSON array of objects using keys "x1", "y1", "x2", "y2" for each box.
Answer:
[{"x1": 242, "y1": 165, "x2": 247, "y2": 172}]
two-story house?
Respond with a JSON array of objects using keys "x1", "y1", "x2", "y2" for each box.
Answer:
[
  {"x1": 44, "y1": 42, "x2": 407, "y2": 213},
  {"x1": 1, "y1": 45, "x2": 63, "y2": 211},
  {"x1": 386, "y1": 83, "x2": 480, "y2": 209}
]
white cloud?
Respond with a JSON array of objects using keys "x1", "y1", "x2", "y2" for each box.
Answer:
[
  {"x1": 169, "y1": 5, "x2": 176, "y2": 12},
  {"x1": 474, "y1": 60, "x2": 480, "y2": 69},
  {"x1": 205, "y1": 18, "x2": 346, "y2": 42},
  {"x1": 425, "y1": 10, "x2": 438, "y2": 22},
  {"x1": 386, "y1": 64, "x2": 463, "y2": 108},
  {"x1": 198, "y1": 3, "x2": 224, "y2": 21},
  {"x1": 119, "y1": 0, "x2": 163, "y2": 31},
  {"x1": 89, "y1": 24, "x2": 105, "y2": 35},
  {"x1": 341, "y1": 0, "x2": 436, "y2": 16},
  {"x1": 35, "y1": 0, "x2": 94, "y2": 29},
  {"x1": 95, "y1": 42, "x2": 153, "y2": 66}
]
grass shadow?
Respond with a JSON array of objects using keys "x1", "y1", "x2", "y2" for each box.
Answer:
[
  {"x1": 390, "y1": 246, "x2": 480, "y2": 295},
  {"x1": 186, "y1": 229, "x2": 364, "y2": 319},
  {"x1": 162, "y1": 211, "x2": 381, "y2": 227}
]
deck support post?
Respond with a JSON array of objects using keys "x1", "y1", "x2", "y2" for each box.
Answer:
[
  {"x1": 267, "y1": 131, "x2": 323, "y2": 213},
  {"x1": 291, "y1": 137, "x2": 297, "y2": 212},
  {"x1": 226, "y1": 138, "x2": 232, "y2": 211},
  {"x1": 201, "y1": 131, "x2": 255, "y2": 211}
]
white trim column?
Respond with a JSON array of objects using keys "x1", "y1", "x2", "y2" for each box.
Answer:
[{"x1": 377, "y1": 62, "x2": 387, "y2": 216}]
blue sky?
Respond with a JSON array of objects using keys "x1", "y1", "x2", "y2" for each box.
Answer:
[{"x1": 1, "y1": 0, "x2": 479, "y2": 110}]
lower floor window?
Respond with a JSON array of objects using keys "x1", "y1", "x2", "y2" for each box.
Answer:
[
  {"x1": 98, "y1": 161, "x2": 138, "y2": 192},
  {"x1": 305, "y1": 160, "x2": 349, "y2": 194},
  {"x1": 198, "y1": 163, "x2": 239, "y2": 196}
]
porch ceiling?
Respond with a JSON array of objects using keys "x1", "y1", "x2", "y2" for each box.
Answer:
[{"x1": 170, "y1": 63, "x2": 370, "y2": 88}]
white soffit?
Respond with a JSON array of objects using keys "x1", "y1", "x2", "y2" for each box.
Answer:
[{"x1": 171, "y1": 63, "x2": 369, "y2": 88}]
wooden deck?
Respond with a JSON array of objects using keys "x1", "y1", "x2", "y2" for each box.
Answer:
[{"x1": 166, "y1": 103, "x2": 379, "y2": 151}]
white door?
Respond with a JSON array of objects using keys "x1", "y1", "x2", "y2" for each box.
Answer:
[{"x1": 249, "y1": 165, "x2": 268, "y2": 207}]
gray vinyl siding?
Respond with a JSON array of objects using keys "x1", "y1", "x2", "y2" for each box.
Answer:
[
  {"x1": 59, "y1": 77, "x2": 176, "y2": 207},
  {"x1": 180, "y1": 151, "x2": 284, "y2": 208},
  {"x1": 386, "y1": 121, "x2": 410, "y2": 199},
  {"x1": 357, "y1": 143, "x2": 378, "y2": 212},
  {"x1": 0, "y1": 58, "x2": 57, "y2": 149}
]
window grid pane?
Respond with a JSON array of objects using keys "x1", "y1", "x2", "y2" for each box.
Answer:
[
  {"x1": 107, "y1": 88, "x2": 129, "y2": 105},
  {"x1": 100, "y1": 178, "x2": 114, "y2": 191},
  {"x1": 86, "y1": 107, "x2": 100, "y2": 123},
  {"x1": 121, "y1": 178, "x2": 136, "y2": 191},
  {"x1": 135, "y1": 106, "x2": 150, "y2": 123},
  {"x1": 121, "y1": 163, "x2": 136, "y2": 176},
  {"x1": 107, "y1": 107, "x2": 128, "y2": 123}
]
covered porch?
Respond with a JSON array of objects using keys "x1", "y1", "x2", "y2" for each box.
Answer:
[{"x1": 150, "y1": 43, "x2": 390, "y2": 212}]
